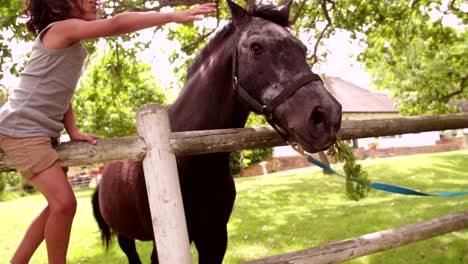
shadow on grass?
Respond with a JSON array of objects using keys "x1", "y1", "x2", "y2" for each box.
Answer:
[{"x1": 67, "y1": 237, "x2": 155, "y2": 264}]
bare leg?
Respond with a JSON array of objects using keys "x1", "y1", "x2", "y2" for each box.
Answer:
[
  {"x1": 9, "y1": 207, "x2": 50, "y2": 263},
  {"x1": 10, "y1": 162, "x2": 76, "y2": 264}
]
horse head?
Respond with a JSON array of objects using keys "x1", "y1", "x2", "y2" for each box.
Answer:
[{"x1": 228, "y1": 0, "x2": 342, "y2": 153}]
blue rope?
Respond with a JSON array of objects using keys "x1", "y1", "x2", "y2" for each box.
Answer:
[{"x1": 306, "y1": 155, "x2": 468, "y2": 197}]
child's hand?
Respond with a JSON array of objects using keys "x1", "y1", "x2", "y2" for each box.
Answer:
[
  {"x1": 69, "y1": 132, "x2": 100, "y2": 145},
  {"x1": 173, "y1": 3, "x2": 217, "y2": 24}
]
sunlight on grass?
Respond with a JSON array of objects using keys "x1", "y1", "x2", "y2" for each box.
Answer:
[
  {"x1": 227, "y1": 150, "x2": 468, "y2": 263},
  {"x1": 0, "y1": 150, "x2": 466, "y2": 263}
]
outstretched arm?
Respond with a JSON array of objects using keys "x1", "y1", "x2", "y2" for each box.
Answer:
[{"x1": 56, "y1": 3, "x2": 217, "y2": 45}]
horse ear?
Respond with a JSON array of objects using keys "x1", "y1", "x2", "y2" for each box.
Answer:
[
  {"x1": 226, "y1": 0, "x2": 250, "y2": 28},
  {"x1": 279, "y1": 0, "x2": 292, "y2": 20}
]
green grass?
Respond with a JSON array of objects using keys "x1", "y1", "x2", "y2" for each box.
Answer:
[{"x1": 0, "y1": 150, "x2": 467, "y2": 263}]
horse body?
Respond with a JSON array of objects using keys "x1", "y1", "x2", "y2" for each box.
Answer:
[
  {"x1": 95, "y1": 17, "x2": 244, "y2": 264},
  {"x1": 93, "y1": 1, "x2": 342, "y2": 263}
]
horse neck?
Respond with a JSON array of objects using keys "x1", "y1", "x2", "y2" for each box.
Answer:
[{"x1": 168, "y1": 38, "x2": 250, "y2": 132}]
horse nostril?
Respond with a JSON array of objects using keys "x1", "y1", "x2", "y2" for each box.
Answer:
[{"x1": 311, "y1": 107, "x2": 325, "y2": 124}]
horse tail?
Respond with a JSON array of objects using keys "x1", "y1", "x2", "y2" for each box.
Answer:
[{"x1": 92, "y1": 186, "x2": 113, "y2": 249}]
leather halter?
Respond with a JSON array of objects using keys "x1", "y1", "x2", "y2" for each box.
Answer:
[{"x1": 232, "y1": 42, "x2": 323, "y2": 140}]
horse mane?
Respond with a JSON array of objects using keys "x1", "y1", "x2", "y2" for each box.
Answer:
[
  {"x1": 248, "y1": 4, "x2": 291, "y2": 28},
  {"x1": 186, "y1": 4, "x2": 291, "y2": 77}
]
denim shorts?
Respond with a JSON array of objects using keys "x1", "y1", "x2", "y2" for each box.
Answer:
[{"x1": 0, "y1": 135, "x2": 59, "y2": 180}]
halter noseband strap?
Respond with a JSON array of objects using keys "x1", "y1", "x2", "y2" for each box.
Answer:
[
  {"x1": 233, "y1": 73, "x2": 321, "y2": 117},
  {"x1": 264, "y1": 73, "x2": 322, "y2": 116}
]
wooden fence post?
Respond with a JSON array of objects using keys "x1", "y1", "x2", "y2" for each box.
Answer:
[{"x1": 136, "y1": 104, "x2": 192, "y2": 264}]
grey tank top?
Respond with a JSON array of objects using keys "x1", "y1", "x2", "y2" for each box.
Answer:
[{"x1": 0, "y1": 22, "x2": 87, "y2": 138}]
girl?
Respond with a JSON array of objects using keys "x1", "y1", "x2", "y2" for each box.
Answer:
[{"x1": 0, "y1": 0, "x2": 217, "y2": 263}]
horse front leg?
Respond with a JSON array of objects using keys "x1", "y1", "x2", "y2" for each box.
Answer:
[
  {"x1": 194, "y1": 224, "x2": 228, "y2": 264},
  {"x1": 117, "y1": 235, "x2": 142, "y2": 264},
  {"x1": 151, "y1": 240, "x2": 159, "y2": 264}
]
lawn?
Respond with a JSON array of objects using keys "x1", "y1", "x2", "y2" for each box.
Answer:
[{"x1": 0, "y1": 150, "x2": 467, "y2": 263}]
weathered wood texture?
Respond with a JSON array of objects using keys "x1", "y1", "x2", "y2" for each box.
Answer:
[
  {"x1": 0, "y1": 136, "x2": 146, "y2": 172},
  {"x1": 170, "y1": 112, "x2": 468, "y2": 155},
  {"x1": 243, "y1": 210, "x2": 468, "y2": 264},
  {"x1": 136, "y1": 104, "x2": 192, "y2": 264},
  {"x1": 0, "y1": 113, "x2": 466, "y2": 171}
]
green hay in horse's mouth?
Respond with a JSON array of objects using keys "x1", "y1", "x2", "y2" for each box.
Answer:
[{"x1": 327, "y1": 138, "x2": 371, "y2": 201}]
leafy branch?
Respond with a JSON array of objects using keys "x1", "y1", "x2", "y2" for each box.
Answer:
[
  {"x1": 306, "y1": 0, "x2": 334, "y2": 67},
  {"x1": 181, "y1": 0, "x2": 221, "y2": 52}
]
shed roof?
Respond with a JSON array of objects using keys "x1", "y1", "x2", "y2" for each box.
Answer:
[{"x1": 324, "y1": 77, "x2": 398, "y2": 113}]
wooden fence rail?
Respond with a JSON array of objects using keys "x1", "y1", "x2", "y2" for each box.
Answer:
[
  {"x1": 1, "y1": 106, "x2": 467, "y2": 264},
  {"x1": 1, "y1": 112, "x2": 467, "y2": 172},
  {"x1": 243, "y1": 210, "x2": 468, "y2": 264}
]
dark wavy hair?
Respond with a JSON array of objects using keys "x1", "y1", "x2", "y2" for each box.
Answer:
[{"x1": 22, "y1": 0, "x2": 84, "y2": 36}]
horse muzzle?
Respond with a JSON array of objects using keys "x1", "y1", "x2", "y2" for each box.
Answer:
[{"x1": 289, "y1": 96, "x2": 342, "y2": 153}]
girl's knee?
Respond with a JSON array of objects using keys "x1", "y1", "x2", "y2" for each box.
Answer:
[{"x1": 50, "y1": 196, "x2": 77, "y2": 216}]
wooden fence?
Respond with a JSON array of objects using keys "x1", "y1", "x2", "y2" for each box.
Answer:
[
  {"x1": 1, "y1": 104, "x2": 467, "y2": 263},
  {"x1": 244, "y1": 211, "x2": 468, "y2": 264}
]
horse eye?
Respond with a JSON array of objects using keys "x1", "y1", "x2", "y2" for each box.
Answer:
[{"x1": 250, "y1": 43, "x2": 264, "y2": 55}]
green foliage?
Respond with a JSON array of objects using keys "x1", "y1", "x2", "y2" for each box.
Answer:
[
  {"x1": 230, "y1": 151, "x2": 242, "y2": 174},
  {"x1": 230, "y1": 148, "x2": 273, "y2": 175},
  {"x1": 4, "y1": 171, "x2": 22, "y2": 188},
  {"x1": 0, "y1": 0, "x2": 466, "y2": 119},
  {"x1": 0, "y1": 0, "x2": 28, "y2": 80},
  {"x1": 165, "y1": 0, "x2": 232, "y2": 87},
  {"x1": 360, "y1": 11, "x2": 467, "y2": 115},
  {"x1": 73, "y1": 41, "x2": 166, "y2": 138},
  {"x1": 0, "y1": 85, "x2": 8, "y2": 106},
  {"x1": 328, "y1": 0, "x2": 467, "y2": 115},
  {"x1": 0, "y1": 171, "x2": 22, "y2": 194},
  {"x1": 166, "y1": 20, "x2": 219, "y2": 86},
  {"x1": 229, "y1": 112, "x2": 271, "y2": 175},
  {"x1": 291, "y1": 0, "x2": 466, "y2": 115},
  {"x1": 327, "y1": 138, "x2": 370, "y2": 201},
  {"x1": 245, "y1": 112, "x2": 268, "y2": 127},
  {"x1": 0, "y1": 174, "x2": 5, "y2": 194}
]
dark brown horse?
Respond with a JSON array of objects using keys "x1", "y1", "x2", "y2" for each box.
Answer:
[{"x1": 92, "y1": 0, "x2": 342, "y2": 263}]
